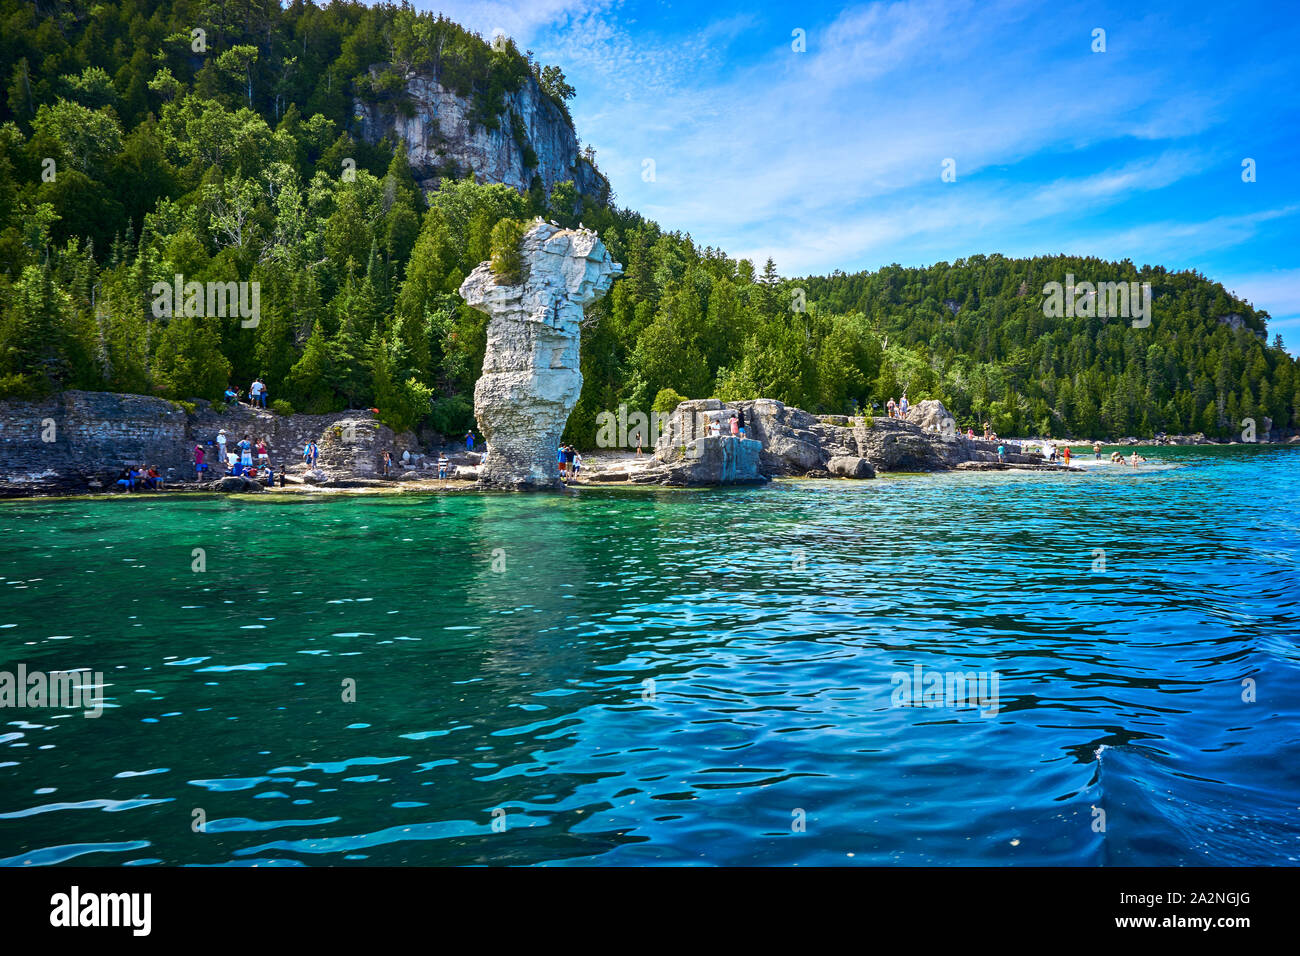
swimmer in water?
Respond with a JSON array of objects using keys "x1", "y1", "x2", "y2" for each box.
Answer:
[{"x1": 1129, "y1": 452, "x2": 1147, "y2": 467}]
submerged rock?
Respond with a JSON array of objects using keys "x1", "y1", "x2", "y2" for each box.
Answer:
[{"x1": 459, "y1": 220, "x2": 621, "y2": 490}]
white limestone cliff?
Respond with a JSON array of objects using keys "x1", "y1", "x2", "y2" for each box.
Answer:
[
  {"x1": 459, "y1": 220, "x2": 622, "y2": 489},
  {"x1": 355, "y1": 71, "x2": 607, "y2": 201}
]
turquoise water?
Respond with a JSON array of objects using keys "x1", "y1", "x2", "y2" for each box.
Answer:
[{"x1": 1, "y1": 445, "x2": 1298, "y2": 866}]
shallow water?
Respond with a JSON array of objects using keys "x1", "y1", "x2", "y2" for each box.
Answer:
[{"x1": 1, "y1": 445, "x2": 1298, "y2": 866}]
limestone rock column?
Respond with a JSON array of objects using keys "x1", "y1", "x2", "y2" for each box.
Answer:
[{"x1": 459, "y1": 220, "x2": 621, "y2": 489}]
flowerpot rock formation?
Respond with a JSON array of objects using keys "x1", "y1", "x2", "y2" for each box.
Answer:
[{"x1": 459, "y1": 220, "x2": 622, "y2": 489}]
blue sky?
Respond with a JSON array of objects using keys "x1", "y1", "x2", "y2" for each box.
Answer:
[{"x1": 407, "y1": 0, "x2": 1300, "y2": 349}]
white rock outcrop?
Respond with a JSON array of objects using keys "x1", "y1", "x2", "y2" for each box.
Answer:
[
  {"x1": 356, "y1": 71, "x2": 607, "y2": 201},
  {"x1": 459, "y1": 220, "x2": 621, "y2": 489}
]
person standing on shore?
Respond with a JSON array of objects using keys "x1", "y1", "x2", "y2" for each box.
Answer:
[
  {"x1": 194, "y1": 443, "x2": 206, "y2": 478},
  {"x1": 466, "y1": 430, "x2": 476, "y2": 452},
  {"x1": 738, "y1": 408, "x2": 746, "y2": 438},
  {"x1": 256, "y1": 439, "x2": 269, "y2": 467},
  {"x1": 900, "y1": 394, "x2": 909, "y2": 418},
  {"x1": 1062, "y1": 446, "x2": 1072, "y2": 466},
  {"x1": 997, "y1": 444, "x2": 1005, "y2": 464},
  {"x1": 437, "y1": 453, "x2": 449, "y2": 479},
  {"x1": 382, "y1": 451, "x2": 392, "y2": 477},
  {"x1": 238, "y1": 435, "x2": 253, "y2": 472},
  {"x1": 729, "y1": 413, "x2": 739, "y2": 437},
  {"x1": 216, "y1": 429, "x2": 227, "y2": 470},
  {"x1": 887, "y1": 399, "x2": 896, "y2": 419}
]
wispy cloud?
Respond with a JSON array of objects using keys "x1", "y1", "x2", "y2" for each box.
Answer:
[{"x1": 400, "y1": 0, "x2": 1300, "y2": 348}]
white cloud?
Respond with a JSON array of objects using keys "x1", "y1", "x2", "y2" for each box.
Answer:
[{"x1": 553, "y1": 0, "x2": 1242, "y2": 276}]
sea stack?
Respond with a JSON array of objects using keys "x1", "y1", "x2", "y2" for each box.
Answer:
[{"x1": 459, "y1": 219, "x2": 622, "y2": 489}]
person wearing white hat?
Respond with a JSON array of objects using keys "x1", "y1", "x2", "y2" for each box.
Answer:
[{"x1": 216, "y1": 429, "x2": 228, "y2": 472}]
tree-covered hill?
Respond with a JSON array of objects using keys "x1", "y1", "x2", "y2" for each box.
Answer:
[
  {"x1": 792, "y1": 257, "x2": 1297, "y2": 438},
  {"x1": 0, "y1": 0, "x2": 1294, "y2": 443}
]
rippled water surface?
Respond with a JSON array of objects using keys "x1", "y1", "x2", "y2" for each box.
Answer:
[{"x1": 2, "y1": 445, "x2": 1298, "y2": 866}]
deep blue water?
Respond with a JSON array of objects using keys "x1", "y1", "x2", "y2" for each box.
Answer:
[{"x1": 1, "y1": 445, "x2": 1298, "y2": 865}]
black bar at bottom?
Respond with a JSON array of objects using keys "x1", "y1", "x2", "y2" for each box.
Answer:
[{"x1": 0, "y1": 865, "x2": 1279, "y2": 942}]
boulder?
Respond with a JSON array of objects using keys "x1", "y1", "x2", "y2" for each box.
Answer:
[
  {"x1": 643, "y1": 435, "x2": 766, "y2": 486},
  {"x1": 826, "y1": 455, "x2": 876, "y2": 479},
  {"x1": 459, "y1": 220, "x2": 621, "y2": 490},
  {"x1": 208, "y1": 475, "x2": 264, "y2": 493},
  {"x1": 852, "y1": 418, "x2": 956, "y2": 471},
  {"x1": 765, "y1": 434, "x2": 826, "y2": 473},
  {"x1": 904, "y1": 398, "x2": 956, "y2": 434}
]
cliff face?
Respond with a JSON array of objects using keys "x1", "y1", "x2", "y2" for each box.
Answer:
[
  {"x1": 356, "y1": 70, "x2": 608, "y2": 202},
  {"x1": 0, "y1": 392, "x2": 419, "y2": 497}
]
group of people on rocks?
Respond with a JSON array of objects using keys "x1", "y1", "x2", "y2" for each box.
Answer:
[
  {"x1": 192, "y1": 429, "x2": 284, "y2": 485},
  {"x1": 700, "y1": 410, "x2": 747, "y2": 440},
  {"x1": 223, "y1": 377, "x2": 270, "y2": 409},
  {"x1": 886, "y1": 395, "x2": 910, "y2": 419},
  {"x1": 1111, "y1": 450, "x2": 1147, "y2": 467},
  {"x1": 113, "y1": 465, "x2": 165, "y2": 491},
  {"x1": 558, "y1": 444, "x2": 582, "y2": 479}
]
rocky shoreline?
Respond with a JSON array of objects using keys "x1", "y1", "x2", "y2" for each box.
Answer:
[
  {"x1": 4, "y1": 389, "x2": 1292, "y2": 501},
  {"x1": 610, "y1": 397, "x2": 1081, "y2": 485}
]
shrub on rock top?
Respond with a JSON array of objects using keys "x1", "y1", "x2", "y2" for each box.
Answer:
[{"x1": 489, "y1": 218, "x2": 529, "y2": 285}]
